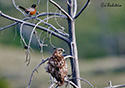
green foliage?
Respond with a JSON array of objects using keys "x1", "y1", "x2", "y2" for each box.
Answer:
[{"x1": 0, "y1": 78, "x2": 9, "y2": 88}]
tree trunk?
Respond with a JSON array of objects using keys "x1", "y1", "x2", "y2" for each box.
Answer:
[{"x1": 68, "y1": 0, "x2": 81, "y2": 88}]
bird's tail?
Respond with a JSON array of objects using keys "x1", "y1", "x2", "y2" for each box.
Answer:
[{"x1": 19, "y1": 6, "x2": 26, "y2": 11}]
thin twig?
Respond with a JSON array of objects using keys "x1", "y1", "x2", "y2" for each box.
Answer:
[
  {"x1": 20, "y1": 22, "x2": 27, "y2": 46},
  {"x1": 27, "y1": 58, "x2": 50, "y2": 88},
  {"x1": 20, "y1": 22, "x2": 33, "y2": 65},
  {"x1": 74, "y1": 0, "x2": 90, "y2": 19},
  {"x1": 49, "y1": 0, "x2": 73, "y2": 20},
  {"x1": 27, "y1": 20, "x2": 41, "y2": 51},
  {"x1": 73, "y1": 0, "x2": 77, "y2": 17},
  {"x1": 39, "y1": 32, "x2": 49, "y2": 60},
  {"x1": 104, "y1": 84, "x2": 125, "y2": 88},
  {"x1": 0, "y1": 11, "x2": 70, "y2": 43},
  {"x1": 49, "y1": 82, "x2": 56, "y2": 88},
  {"x1": 25, "y1": 50, "x2": 31, "y2": 66},
  {"x1": 78, "y1": 78, "x2": 94, "y2": 88},
  {"x1": 0, "y1": 22, "x2": 17, "y2": 31},
  {"x1": 104, "y1": 81, "x2": 125, "y2": 88},
  {"x1": 36, "y1": 31, "x2": 48, "y2": 60},
  {"x1": 65, "y1": 78, "x2": 79, "y2": 88},
  {"x1": 26, "y1": 20, "x2": 43, "y2": 64},
  {"x1": 37, "y1": 12, "x2": 67, "y2": 19},
  {"x1": 69, "y1": 77, "x2": 94, "y2": 88},
  {"x1": 49, "y1": 32, "x2": 56, "y2": 49},
  {"x1": 64, "y1": 55, "x2": 73, "y2": 60},
  {"x1": 46, "y1": 0, "x2": 49, "y2": 23},
  {"x1": 0, "y1": 14, "x2": 69, "y2": 37},
  {"x1": 36, "y1": 16, "x2": 69, "y2": 37},
  {"x1": 108, "y1": 80, "x2": 112, "y2": 87},
  {"x1": 54, "y1": 10, "x2": 65, "y2": 31},
  {"x1": 0, "y1": 12, "x2": 68, "y2": 35},
  {"x1": 55, "y1": 85, "x2": 59, "y2": 88},
  {"x1": 12, "y1": 0, "x2": 26, "y2": 16}
]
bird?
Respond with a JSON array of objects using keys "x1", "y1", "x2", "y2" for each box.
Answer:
[
  {"x1": 45, "y1": 48, "x2": 68, "y2": 86},
  {"x1": 19, "y1": 4, "x2": 37, "y2": 16}
]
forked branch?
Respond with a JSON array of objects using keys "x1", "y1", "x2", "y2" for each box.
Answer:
[
  {"x1": 49, "y1": 0, "x2": 73, "y2": 20},
  {"x1": 0, "y1": 13, "x2": 69, "y2": 37},
  {"x1": 104, "y1": 81, "x2": 125, "y2": 88},
  {"x1": 74, "y1": 0, "x2": 90, "y2": 19},
  {"x1": 0, "y1": 11, "x2": 70, "y2": 43},
  {"x1": 27, "y1": 58, "x2": 50, "y2": 88}
]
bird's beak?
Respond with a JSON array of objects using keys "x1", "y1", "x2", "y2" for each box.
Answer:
[{"x1": 63, "y1": 50, "x2": 65, "y2": 53}]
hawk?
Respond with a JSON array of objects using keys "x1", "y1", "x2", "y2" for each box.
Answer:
[{"x1": 46, "y1": 48, "x2": 68, "y2": 86}]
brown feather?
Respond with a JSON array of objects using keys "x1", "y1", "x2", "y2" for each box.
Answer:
[{"x1": 46, "y1": 48, "x2": 67, "y2": 86}]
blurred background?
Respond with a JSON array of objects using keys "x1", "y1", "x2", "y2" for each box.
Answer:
[{"x1": 0, "y1": 0, "x2": 125, "y2": 88}]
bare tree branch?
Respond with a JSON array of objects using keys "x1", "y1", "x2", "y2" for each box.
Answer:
[
  {"x1": 27, "y1": 58, "x2": 50, "y2": 88},
  {"x1": 46, "y1": 0, "x2": 49, "y2": 23},
  {"x1": 0, "y1": 12, "x2": 67, "y2": 31},
  {"x1": 64, "y1": 55, "x2": 73, "y2": 60},
  {"x1": 77, "y1": 77, "x2": 94, "y2": 88},
  {"x1": 25, "y1": 50, "x2": 31, "y2": 66},
  {"x1": 48, "y1": 83, "x2": 56, "y2": 88},
  {"x1": 65, "y1": 78, "x2": 79, "y2": 88},
  {"x1": 36, "y1": 16, "x2": 69, "y2": 37},
  {"x1": 20, "y1": 22, "x2": 27, "y2": 47},
  {"x1": 12, "y1": 0, "x2": 26, "y2": 16},
  {"x1": 104, "y1": 84, "x2": 125, "y2": 88},
  {"x1": 0, "y1": 11, "x2": 70, "y2": 43},
  {"x1": 73, "y1": 0, "x2": 77, "y2": 17},
  {"x1": 32, "y1": 12, "x2": 67, "y2": 19},
  {"x1": 49, "y1": 0, "x2": 73, "y2": 20},
  {"x1": 49, "y1": 32, "x2": 56, "y2": 49},
  {"x1": 68, "y1": 77, "x2": 94, "y2": 88},
  {"x1": 0, "y1": 22, "x2": 17, "y2": 31},
  {"x1": 0, "y1": 16, "x2": 69, "y2": 37},
  {"x1": 74, "y1": 0, "x2": 90, "y2": 19},
  {"x1": 104, "y1": 81, "x2": 125, "y2": 88},
  {"x1": 0, "y1": 12, "x2": 69, "y2": 37}
]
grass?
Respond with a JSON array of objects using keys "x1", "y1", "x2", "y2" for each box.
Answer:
[{"x1": 0, "y1": 45, "x2": 125, "y2": 88}]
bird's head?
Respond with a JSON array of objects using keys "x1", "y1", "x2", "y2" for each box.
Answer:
[
  {"x1": 31, "y1": 4, "x2": 37, "y2": 8},
  {"x1": 54, "y1": 48, "x2": 65, "y2": 55}
]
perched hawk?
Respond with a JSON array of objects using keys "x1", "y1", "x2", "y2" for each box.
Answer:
[{"x1": 46, "y1": 48, "x2": 68, "y2": 86}]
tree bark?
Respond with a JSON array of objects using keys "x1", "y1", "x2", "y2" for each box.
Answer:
[{"x1": 68, "y1": 0, "x2": 81, "y2": 88}]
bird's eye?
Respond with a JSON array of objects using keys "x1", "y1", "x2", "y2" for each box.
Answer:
[
  {"x1": 58, "y1": 49, "x2": 62, "y2": 52},
  {"x1": 60, "y1": 49, "x2": 64, "y2": 52}
]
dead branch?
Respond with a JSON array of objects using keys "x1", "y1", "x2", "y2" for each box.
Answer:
[
  {"x1": 74, "y1": 0, "x2": 90, "y2": 19},
  {"x1": 0, "y1": 12, "x2": 67, "y2": 31},
  {"x1": 48, "y1": 83, "x2": 56, "y2": 88},
  {"x1": 36, "y1": 16, "x2": 69, "y2": 37},
  {"x1": 65, "y1": 78, "x2": 79, "y2": 88},
  {"x1": 0, "y1": 11, "x2": 70, "y2": 43},
  {"x1": 105, "y1": 84, "x2": 125, "y2": 88},
  {"x1": 12, "y1": 0, "x2": 26, "y2": 16},
  {"x1": 27, "y1": 58, "x2": 50, "y2": 88},
  {"x1": 64, "y1": 55, "x2": 74, "y2": 60},
  {"x1": 49, "y1": 0, "x2": 73, "y2": 20},
  {"x1": 68, "y1": 77, "x2": 94, "y2": 88},
  {"x1": 0, "y1": 22, "x2": 17, "y2": 31},
  {"x1": 20, "y1": 22, "x2": 27, "y2": 47},
  {"x1": 104, "y1": 81, "x2": 125, "y2": 88},
  {"x1": 73, "y1": 0, "x2": 78, "y2": 17}
]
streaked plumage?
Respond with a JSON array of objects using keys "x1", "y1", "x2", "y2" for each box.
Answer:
[{"x1": 46, "y1": 48, "x2": 67, "y2": 86}]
